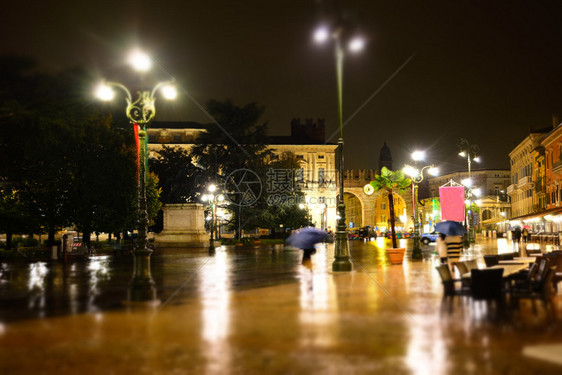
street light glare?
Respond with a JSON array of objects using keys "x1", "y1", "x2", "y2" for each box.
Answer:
[
  {"x1": 314, "y1": 26, "x2": 330, "y2": 43},
  {"x1": 473, "y1": 156, "x2": 481, "y2": 163},
  {"x1": 461, "y1": 178, "x2": 472, "y2": 187},
  {"x1": 348, "y1": 37, "x2": 365, "y2": 52},
  {"x1": 411, "y1": 150, "x2": 425, "y2": 161},
  {"x1": 128, "y1": 50, "x2": 152, "y2": 72},
  {"x1": 403, "y1": 165, "x2": 418, "y2": 177},
  {"x1": 459, "y1": 151, "x2": 466, "y2": 157},
  {"x1": 208, "y1": 184, "x2": 217, "y2": 192},
  {"x1": 161, "y1": 85, "x2": 177, "y2": 100},
  {"x1": 95, "y1": 83, "x2": 114, "y2": 101},
  {"x1": 428, "y1": 167, "x2": 439, "y2": 176}
]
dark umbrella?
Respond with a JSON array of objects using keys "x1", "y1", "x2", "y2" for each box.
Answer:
[
  {"x1": 435, "y1": 221, "x2": 467, "y2": 236},
  {"x1": 287, "y1": 227, "x2": 327, "y2": 249}
]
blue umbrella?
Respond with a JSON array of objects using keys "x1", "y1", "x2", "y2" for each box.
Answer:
[
  {"x1": 287, "y1": 227, "x2": 327, "y2": 249},
  {"x1": 435, "y1": 221, "x2": 466, "y2": 236}
]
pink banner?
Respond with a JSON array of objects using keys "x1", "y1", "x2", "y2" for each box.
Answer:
[{"x1": 439, "y1": 186, "x2": 465, "y2": 222}]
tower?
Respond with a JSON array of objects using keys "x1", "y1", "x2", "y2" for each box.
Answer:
[{"x1": 377, "y1": 142, "x2": 393, "y2": 173}]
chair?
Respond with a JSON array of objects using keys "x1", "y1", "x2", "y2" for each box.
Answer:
[
  {"x1": 543, "y1": 253, "x2": 562, "y2": 291},
  {"x1": 483, "y1": 255, "x2": 499, "y2": 267},
  {"x1": 455, "y1": 261, "x2": 471, "y2": 293},
  {"x1": 436, "y1": 264, "x2": 465, "y2": 297},
  {"x1": 512, "y1": 267, "x2": 556, "y2": 309},
  {"x1": 534, "y1": 257, "x2": 551, "y2": 288},
  {"x1": 470, "y1": 268, "x2": 504, "y2": 300},
  {"x1": 526, "y1": 248, "x2": 542, "y2": 256},
  {"x1": 455, "y1": 261, "x2": 469, "y2": 276},
  {"x1": 511, "y1": 262, "x2": 538, "y2": 291},
  {"x1": 498, "y1": 253, "x2": 515, "y2": 261},
  {"x1": 464, "y1": 259, "x2": 479, "y2": 271}
]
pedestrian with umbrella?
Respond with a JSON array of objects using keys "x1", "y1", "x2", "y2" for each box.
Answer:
[
  {"x1": 435, "y1": 221, "x2": 467, "y2": 273},
  {"x1": 287, "y1": 226, "x2": 328, "y2": 264}
]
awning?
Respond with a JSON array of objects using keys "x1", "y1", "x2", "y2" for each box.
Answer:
[{"x1": 509, "y1": 207, "x2": 562, "y2": 222}]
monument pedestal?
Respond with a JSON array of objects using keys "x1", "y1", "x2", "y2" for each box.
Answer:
[{"x1": 155, "y1": 204, "x2": 209, "y2": 247}]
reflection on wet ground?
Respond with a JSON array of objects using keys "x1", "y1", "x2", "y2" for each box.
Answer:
[{"x1": 0, "y1": 238, "x2": 561, "y2": 374}]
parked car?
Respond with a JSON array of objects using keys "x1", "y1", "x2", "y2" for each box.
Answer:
[{"x1": 420, "y1": 231, "x2": 439, "y2": 245}]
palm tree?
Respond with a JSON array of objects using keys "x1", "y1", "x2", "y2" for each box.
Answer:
[{"x1": 370, "y1": 167, "x2": 411, "y2": 249}]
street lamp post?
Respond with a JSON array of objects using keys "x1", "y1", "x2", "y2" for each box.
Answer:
[
  {"x1": 202, "y1": 184, "x2": 224, "y2": 254},
  {"x1": 314, "y1": 25, "x2": 364, "y2": 272},
  {"x1": 403, "y1": 156, "x2": 439, "y2": 260},
  {"x1": 458, "y1": 139, "x2": 480, "y2": 245},
  {"x1": 96, "y1": 50, "x2": 176, "y2": 303}
]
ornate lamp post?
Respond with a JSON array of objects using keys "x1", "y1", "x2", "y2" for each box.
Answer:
[
  {"x1": 201, "y1": 184, "x2": 224, "y2": 253},
  {"x1": 458, "y1": 138, "x2": 480, "y2": 244},
  {"x1": 403, "y1": 152, "x2": 439, "y2": 259},
  {"x1": 96, "y1": 49, "x2": 176, "y2": 303},
  {"x1": 314, "y1": 25, "x2": 364, "y2": 272}
]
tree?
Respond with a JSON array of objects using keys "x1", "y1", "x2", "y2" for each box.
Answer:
[
  {"x1": 370, "y1": 167, "x2": 411, "y2": 249},
  {"x1": 0, "y1": 63, "x2": 142, "y2": 245},
  {"x1": 190, "y1": 100, "x2": 272, "y2": 239},
  {"x1": 146, "y1": 172, "x2": 163, "y2": 227},
  {"x1": 70, "y1": 114, "x2": 138, "y2": 246},
  {"x1": 150, "y1": 145, "x2": 202, "y2": 204},
  {"x1": 260, "y1": 151, "x2": 309, "y2": 236}
]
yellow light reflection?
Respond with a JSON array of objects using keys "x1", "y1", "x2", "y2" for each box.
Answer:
[
  {"x1": 405, "y1": 314, "x2": 448, "y2": 375},
  {"x1": 298, "y1": 244, "x2": 338, "y2": 348},
  {"x1": 200, "y1": 249, "x2": 231, "y2": 373},
  {"x1": 87, "y1": 256, "x2": 110, "y2": 312},
  {"x1": 27, "y1": 262, "x2": 48, "y2": 311},
  {"x1": 27, "y1": 262, "x2": 48, "y2": 291}
]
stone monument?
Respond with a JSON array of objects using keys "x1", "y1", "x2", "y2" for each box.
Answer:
[{"x1": 154, "y1": 203, "x2": 209, "y2": 247}]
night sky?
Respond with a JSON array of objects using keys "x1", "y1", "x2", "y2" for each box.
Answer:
[{"x1": 3, "y1": 0, "x2": 562, "y2": 173}]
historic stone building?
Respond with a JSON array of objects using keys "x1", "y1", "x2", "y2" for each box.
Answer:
[
  {"x1": 147, "y1": 119, "x2": 339, "y2": 230},
  {"x1": 508, "y1": 131, "x2": 549, "y2": 218}
]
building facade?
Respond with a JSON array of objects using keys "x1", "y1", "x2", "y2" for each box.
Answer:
[
  {"x1": 148, "y1": 119, "x2": 339, "y2": 230},
  {"x1": 508, "y1": 132, "x2": 546, "y2": 218}
]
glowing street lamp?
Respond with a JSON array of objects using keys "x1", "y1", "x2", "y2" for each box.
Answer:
[
  {"x1": 202, "y1": 184, "x2": 224, "y2": 253},
  {"x1": 458, "y1": 138, "x2": 480, "y2": 244},
  {"x1": 95, "y1": 49, "x2": 176, "y2": 303},
  {"x1": 313, "y1": 24, "x2": 365, "y2": 272},
  {"x1": 403, "y1": 154, "x2": 439, "y2": 259}
]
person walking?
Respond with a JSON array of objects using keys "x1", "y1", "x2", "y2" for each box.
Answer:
[
  {"x1": 436, "y1": 233, "x2": 448, "y2": 265},
  {"x1": 445, "y1": 234, "x2": 463, "y2": 273},
  {"x1": 522, "y1": 228, "x2": 529, "y2": 243}
]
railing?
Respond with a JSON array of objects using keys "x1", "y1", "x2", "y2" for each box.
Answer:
[
  {"x1": 506, "y1": 184, "x2": 517, "y2": 194},
  {"x1": 518, "y1": 176, "x2": 532, "y2": 187}
]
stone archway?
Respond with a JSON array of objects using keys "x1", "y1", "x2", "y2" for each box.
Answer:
[
  {"x1": 481, "y1": 208, "x2": 492, "y2": 221},
  {"x1": 343, "y1": 192, "x2": 363, "y2": 229}
]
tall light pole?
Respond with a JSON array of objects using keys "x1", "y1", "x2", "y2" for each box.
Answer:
[
  {"x1": 201, "y1": 184, "x2": 224, "y2": 254},
  {"x1": 314, "y1": 25, "x2": 364, "y2": 272},
  {"x1": 403, "y1": 153, "x2": 439, "y2": 259},
  {"x1": 458, "y1": 138, "x2": 480, "y2": 245},
  {"x1": 96, "y1": 49, "x2": 176, "y2": 302}
]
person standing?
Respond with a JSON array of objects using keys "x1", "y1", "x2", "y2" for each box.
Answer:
[
  {"x1": 522, "y1": 228, "x2": 529, "y2": 243},
  {"x1": 445, "y1": 234, "x2": 463, "y2": 273},
  {"x1": 436, "y1": 233, "x2": 448, "y2": 264}
]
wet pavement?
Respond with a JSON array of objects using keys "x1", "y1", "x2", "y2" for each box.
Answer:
[{"x1": 0, "y1": 237, "x2": 561, "y2": 374}]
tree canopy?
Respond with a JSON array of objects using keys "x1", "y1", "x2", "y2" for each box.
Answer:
[{"x1": 0, "y1": 59, "x2": 147, "y2": 247}]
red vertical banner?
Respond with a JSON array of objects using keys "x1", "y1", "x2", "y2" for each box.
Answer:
[
  {"x1": 439, "y1": 186, "x2": 465, "y2": 222},
  {"x1": 133, "y1": 123, "x2": 140, "y2": 182}
]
